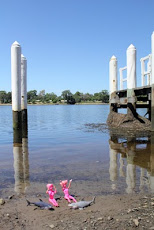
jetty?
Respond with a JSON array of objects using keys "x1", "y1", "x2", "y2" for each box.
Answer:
[{"x1": 109, "y1": 32, "x2": 154, "y2": 131}]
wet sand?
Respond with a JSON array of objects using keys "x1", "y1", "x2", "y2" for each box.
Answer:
[{"x1": 0, "y1": 193, "x2": 154, "y2": 230}]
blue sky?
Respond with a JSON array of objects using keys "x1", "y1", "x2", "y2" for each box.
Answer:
[{"x1": 0, "y1": 0, "x2": 154, "y2": 95}]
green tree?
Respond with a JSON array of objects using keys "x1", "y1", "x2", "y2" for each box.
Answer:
[
  {"x1": 73, "y1": 91, "x2": 82, "y2": 103},
  {"x1": 99, "y1": 90, "x2": 109, "y2": 103},
  {"x1": 6, "y1": 92, "x2": 12, "y2": 103},
  {"x1": 82, "y1": 93, "x2": 93, "y2": 102},
  {"x1": 27, "y1": 90, "x2": 37, "y2": 102},
  {"x1": 61, "y1": 90, "x2": 72, "y2": 100},
  {"x1": 0, "y1": 91, "x2": 7, "y2": 103}
]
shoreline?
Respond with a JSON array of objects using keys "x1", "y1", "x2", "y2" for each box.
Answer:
[
  {"x1": 0, "y1": 193, "x2": 154, "y2": 229},
  {"x1": 0, "y1": 102, "x2": 108, "y2": 106}
]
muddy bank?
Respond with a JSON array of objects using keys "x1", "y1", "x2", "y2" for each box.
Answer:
[
  {"x1": 0, "y1": 193, "x2": 154, "y2": 230},
  {"x1": 107, "y1": 111, "x2": 151, "y2": 133}
]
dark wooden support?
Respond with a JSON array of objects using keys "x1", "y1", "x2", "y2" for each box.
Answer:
[
  {"x1": 110, "y1": 92, "x2": 119, "y2": 112},
  {"x1": 127, "y1": 89, "x2": 136, "y2": 119}
]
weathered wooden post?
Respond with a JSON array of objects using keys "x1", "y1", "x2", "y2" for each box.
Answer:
[
  {"x1": 21, "y1": 54, "x2": 28, "y2": 138},
  {"x1": 140, "y1": 57, "x2": 145, "y2": 86},
  {"x1": 127, "y1": 44, "x2": 136, "y2": 119},
  {"x1": 11, "y1": 41, "x2": 22, "y2": 131},
  {"x1": 109, "y1": 56, "x2": 118, "y2": 112},
  {"x1": 151, "y1": 32, "x2": 154, "y2": 131}
]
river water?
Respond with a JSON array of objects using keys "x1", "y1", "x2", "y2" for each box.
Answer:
[{"x1": 0, "y1": 105, "x2": 153, "y2": 197}]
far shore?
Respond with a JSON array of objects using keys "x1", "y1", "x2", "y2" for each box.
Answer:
[{"x1": 0, "y1": 102, "x2": 108, "y2": 106}]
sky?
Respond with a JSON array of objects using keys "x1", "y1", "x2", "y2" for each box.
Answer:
[{"x1": 0, "y1": 0, "x2": 154, "y2": 96}]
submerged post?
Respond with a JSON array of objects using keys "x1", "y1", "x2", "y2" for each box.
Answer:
[
  {"x1": 11, "y1": 41, "x2": 22, "y2": 130},
  {"x1": 21, "y1": 54, "x2": 28, "y2": 137},
  {"x1": 109, "y1": 56, "x2": 118, "y2": 112},
  {"x1": 151, "y1": 32, "x2": 154, "y2": 131},
  {"x1": 127, "y1": 44, "x2": 136, "y2": 118}
]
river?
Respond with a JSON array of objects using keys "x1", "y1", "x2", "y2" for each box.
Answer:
[{"x1": 0, "y1": 105, "x2": 153, "y2": 197}]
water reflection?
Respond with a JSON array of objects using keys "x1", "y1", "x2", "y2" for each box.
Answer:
[
  {"x1": 109, "y1": 133, "x2": 154, "y2": 194},
  {"x1": 13, "y1": 130, "x2": 29, "y2": 194}
]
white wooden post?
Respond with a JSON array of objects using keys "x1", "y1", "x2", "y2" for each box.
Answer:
[
  {"x1": 21, "y1": 54, "x2": 28, "y2": 137},
  {"x1": 21, "y1": 54, "x2": 27, "y2": 110},
  {"x1": 11, "y1": 41, "x2": 22, "y2": 130},
  {"x1": 109, "y1": 56, "x2": 118, "y2": 112},
  {"x1": 147, "y1": 55, "x2": 151, "y2": 85},
  {"x1": 141, "y1": 58, "x2": 145, "y2": 86},
  {"x1": 127, "y1": 44, "x2": 136, "y2": 118},
  {"x1": 127, "y1": 44, "x2": 136, "y2": 89},
  {"x1": 109, "y1": 55, "x2": 117, "y2": 95}
]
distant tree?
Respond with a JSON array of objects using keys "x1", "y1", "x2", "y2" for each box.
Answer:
[
  {"x1": 99, "y1": 90, "x2": 109, "y2": 103},
  {"x1": 93, "y1": 92, "x2": 101, "y2": 101},
  {"x1": 73, "y1": 91, "x2": 82, "y2": 103},
  {"x1": 82, "y1": 93, "x2": 93, "y2": 102},
  {"x1": 44, "y1": 92, "x2": 58, "y2": 103},
  {"x1": 67, "y1": 95, "x2": 76, "y2": 104},
  {"x1": 27, "y1": 90, "x2": 37, "y2": 102},
  {"x1": 61, "y1": 90, "x2": 72, "y2": 100},
  {"x1": 6, "y1": 92, "x2": 12, "y2": 103},
  {"x1": 38, "y1": 90, "x2": 45, "y2": 97},
  {"x1": 0, "y1": 91, "x2": 7, "y2": 103}
]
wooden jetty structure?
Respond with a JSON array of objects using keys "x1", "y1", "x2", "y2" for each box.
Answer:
[{"x1": 109, "y1": 32, "x2": 154, "y2": 131}]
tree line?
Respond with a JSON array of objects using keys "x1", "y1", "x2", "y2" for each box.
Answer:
[{"x1": 0, "y1": 89, "x2": 109, "y2": 104}]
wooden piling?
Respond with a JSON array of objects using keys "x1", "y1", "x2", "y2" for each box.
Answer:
[
  {"x1": 21, "y1": 54, "x2": 28, "y2": 137},
  {"x1": 127, "y1": 44, "x2": 137, "y2": 119},
  {"x1": 11, "y1": 41, "x2": 22, "y2": 130},
  {"x1": 109, "y1": 56, "x2": 118, "y2": 112}
]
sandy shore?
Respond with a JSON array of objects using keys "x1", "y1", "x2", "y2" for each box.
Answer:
[{"x1": 0, "y1": 193, "x2": 154, "y2": 230}]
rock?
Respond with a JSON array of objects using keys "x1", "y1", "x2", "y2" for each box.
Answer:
[
  {"x1": 127, "y1": 209, "x2": 131, "y2": 213},
  {"x1": 107, "y1": 216, "x2": 113, "y2": 221},
  {"x1": 49, "y1": 224, "x2": 55, "y2": 229},
  {"x1": 151, "y1": 202, "x2": 154, "y2": 206},
  {"x1": 133, "y1": 219, "x2": 139, "y2": 227},
  {"x1": 97, "y1": 217, "x2": 103, "y2": 221},
  {"x1": 0, "y1": 199, "x2": 5, "y2": 205},
  {"x1": 149, "y1": 227, "x2": 154, "y2": 230},
  {"x1": 6, "y1": 214, "x2": 10, "y2": 217},
  {"x1": 8, "y1": 195, "x2": 14, "y2": 199}
]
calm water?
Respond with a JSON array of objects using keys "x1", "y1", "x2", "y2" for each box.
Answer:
[{"x1": 0, "y1": 105, "x2": 153, "y2": 197}]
